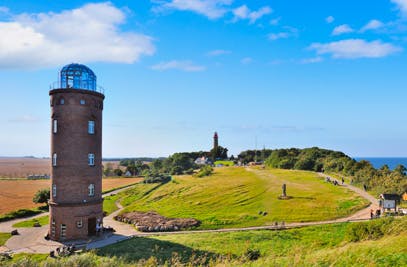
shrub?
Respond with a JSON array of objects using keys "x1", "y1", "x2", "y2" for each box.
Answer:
[
  {"x1": 143, "y1": 174, "x2": 171, "y2": 184},
  {"x1": 244, "y1": 248, "x2": 261, "y2": 261},
  {"x1": 194, "y1": 165, "x2": 213, "y2": 178},
  {"x1": 33, "y1": 188, "x2": 50, "y2": 205},
  {"x1": 345, "y1": 217, "x2": 394, "y2": 242}
]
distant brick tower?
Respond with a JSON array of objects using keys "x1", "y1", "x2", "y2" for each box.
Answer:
[
  {"x1": 212, "y1": 132, "x2": 219, "y2": 161},
  {"x1": 49, "y1": 63, "x2": 104, "y2": 241},
  {"x1": 213, "y1": 132, "x2": 219, "y2": 150}
]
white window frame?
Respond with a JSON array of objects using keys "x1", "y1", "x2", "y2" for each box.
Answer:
[
  {"x1": 88, "y1": 153, "x2": 95, "y2": 166},
  {"x1": 61, "y1": 224, "x2": 66, "y2": 238},
  {"x1": 51, "y1": 219, "x2": 56, "y2": 237},
  {"x1": 88, "y1": 184, "x2": 95, "y2": 197},
  {"x1": 88, "y1": 121, "x2": 95, "y2": 134},
  {"x1": 53, "y1": 119, "x2": 58, "y2": 134},
  {"x1": 52, "y1": 184, "x2": 56, "y2": 197},
  {"x1": 52, "y1": 153, "x2": 57, "y2": 167}
]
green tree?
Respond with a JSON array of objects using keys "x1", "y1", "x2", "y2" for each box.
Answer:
[
  {"x1": 394, "y1": 164, "x2": 406, "y2": 175},
  {"x1": 210, "y1": 146, "x2": 228, "y2": 160},
  {"x1": 33, "y1": 188, "x2": 50, "y2": 205},
  {"x1": 114, "y1": 168, "x2": 123, "y2": 176}
]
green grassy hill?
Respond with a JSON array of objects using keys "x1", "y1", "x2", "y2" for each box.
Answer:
[
  {"x1": 98, "y1": 217, "x2": 407, "y2": 266},
  {"x1": 113, "y1": 167, "x2": 368, "y2": 229},
  {"x1": 4, "y1": 217, "x2": 406, "y2": 266}
]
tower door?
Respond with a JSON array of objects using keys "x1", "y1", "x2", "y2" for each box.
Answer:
[{"x1": 88, "y1": 217, "x2": 96, "y2": 236}]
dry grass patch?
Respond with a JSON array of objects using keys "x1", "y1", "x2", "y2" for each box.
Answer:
[
  {"x1": 0, "y1": 178, "x2": 142, "y2": 215},
  {"x1": 0, "y1": 158, "x2": 49, "y2": 178}
]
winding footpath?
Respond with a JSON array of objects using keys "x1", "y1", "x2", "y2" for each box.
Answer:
[{"x1": 0, "y1": 173, "x2": 379, "y2": 253}]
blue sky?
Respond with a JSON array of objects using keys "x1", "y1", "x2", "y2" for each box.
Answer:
[{"x1": 0, "y1": 0, "x2": 407, "y2": 158}]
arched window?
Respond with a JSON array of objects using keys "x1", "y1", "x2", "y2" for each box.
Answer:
[
  {"x1": 88, "y1": 154, "x2": 95, "y2": 166},
  {"x1": 52, "y1": 153, "x2": 57, "y2": 167},
  {"x1": 88, "y1": 184, "x2": 95, "y2": 197}
]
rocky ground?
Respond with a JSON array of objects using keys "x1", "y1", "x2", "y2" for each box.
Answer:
[{"x1": 114, "y1": 211, "x2": 201, "y2": 232}]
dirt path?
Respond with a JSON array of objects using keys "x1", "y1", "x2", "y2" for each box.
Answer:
[{"x1": 316, "y1": 173, "x2": 379, "y2": 221}]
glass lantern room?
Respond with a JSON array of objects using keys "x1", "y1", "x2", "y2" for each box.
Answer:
[{"x1": 60, "y1": 63, "x2": 96, "y2": 91}]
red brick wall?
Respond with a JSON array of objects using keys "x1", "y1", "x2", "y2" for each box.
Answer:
[
  {"x1": 49, "y1": 89, "x2": 104, "y2": 241},
  {"x1": 49, "y1": 202, "x2": 103, "y2": 240}
]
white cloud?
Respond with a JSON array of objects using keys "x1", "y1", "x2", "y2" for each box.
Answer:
[
  {"x1": 360, "y1": 19, "x2": 384, "y2": 32},
  {"x1": 391, "y1": 0, "x2": 407, "y2": 16},
  {"x1": 326, "y1": 16, "x2": 335, "y2": 24},
  {"x1": 151, "y1": 60, "x2": 206, "y2": 71},
  {"x1": 207, "y1": 49, "x2": 231, "y2": 56},
  {"x1": 232, "y1": 5, "x2": 249, "y2": 19},
  {"x1": 232, "y1": 5, "x2": 272, "y2": 23},
  {"x1": 270, "y1": 17, "x2": 280, "y2": 26},
  {"x1": 241, "y1": 57, "x2": 253, "y2": 64},
  {"x1": 0, "y1": 6, "x2": 9, "y2": 14},
  {"x1": 332, "y1": 24, "x2": 354, "y2": 35},
  {"x1": 268, "y1": 26, "x2": 298, "y2": 41},
  {"x1": 268, "y1": 32, "x2": 289, "y2": 41},
  {"x1": 0, "y1": 3, "x2": 155, "y2": 69},
  {"x1": 300, "y1": 57, "x2": 323, "y2": 64},
  {"x1": 154, "y1": 0, "x2": 233, "y2": 19},
  {"x1": 8, "y1": 115, "x2": 40, "y2": 123},
  {"x1": 309, "y1": 39, "x2": 402, "y2": 59}
]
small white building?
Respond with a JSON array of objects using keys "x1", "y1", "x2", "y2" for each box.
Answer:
[
  {"x1": 379, "y1": 194, "x2": 400, "y2": 212},
  {"x1": 195, "y1": 157, "x2": 212, "y2": 165}
]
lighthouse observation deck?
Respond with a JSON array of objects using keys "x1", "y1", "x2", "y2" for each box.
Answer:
[{"x1": 50, "y1": 63, "x2": 104, "y2": 94}]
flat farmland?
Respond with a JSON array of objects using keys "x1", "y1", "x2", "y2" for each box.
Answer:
[
  {"x1": 0, "y1": 178, "x2": 142, "y2": 215},
  {"x1": 0, "y1": 158, "x2": 122, "y2": 178},
  {"x1": 0, "y1": 158, "x2": 50, "y2": 178}
]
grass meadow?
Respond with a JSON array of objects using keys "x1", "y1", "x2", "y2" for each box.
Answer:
[
  {"x1": 3, "y1": 217, "x2": 406, "y2": 266},
  {"x1": 12, "y1": 215, "x2": 49, "y2": 228},
  {"x1": 0, "y1": 233, "x2": 11, "y2": 246},
  {"x1": 116, "y1": 167, "x2": 368, "y2": 229}
]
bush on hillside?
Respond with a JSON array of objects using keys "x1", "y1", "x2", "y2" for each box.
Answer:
[
  {"x1": 244, "y1": 248, "x2": 261, "y2": 261},
  {"x1": 194, "y1": 165, "x2": 213, "y2": 178},
  {"x1": 143, "y1": 174, "x2": 171, "y2": 184},
  {"x1": 345, "y1": 217, "x2": 394, "y2": 242}
]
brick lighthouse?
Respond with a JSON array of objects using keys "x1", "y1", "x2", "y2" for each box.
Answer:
[{"x1": 49, "y1": 63, "x2": 104, "y2": 241}]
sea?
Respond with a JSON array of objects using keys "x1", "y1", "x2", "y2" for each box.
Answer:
[{"x1": 354, "y1": 157, "x2": 407, "y2": 170}]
